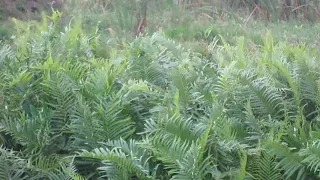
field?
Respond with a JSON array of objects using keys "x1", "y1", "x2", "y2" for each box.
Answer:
[{"x1": 1, "y1": 0, "x2": 320, "y2": 179}]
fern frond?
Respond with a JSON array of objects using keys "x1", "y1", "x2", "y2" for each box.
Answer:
[
  {"x1": 299, "y1": 140, "x2": 320, "y2": 176},
  {"x1": 94, "y1": 94, "x2": 135, "y2": 140},
  {"x1": 83, "y1": 61, "x2": 125, "y2": 98},
  {"x1": 40, "y1": 73, "x2": 77, "y2": 133},
  {"x1": 0, "y1": 145, "x2": 29, "y2": 180},
  {"x1": 79, "y1": 139, "x2": 154, "y2": 180},
  {"x1": 70, "y1": 97, "x2": 101, "y2": 149},
  {"x1": 171, "y1": 143, "x2": 213, "y2": 180},
  {"x1": 246, "y1": 150, "x2": 282, "y2": 180},
  {"x1": 160, "y1": 118, "x2": 214, "y2": 179},
  {"x1": 170, "y1": 70, "x2": 192, "y2": 108},
  {"x1": 43, "y1": 163, "x2": 86, "y2": 180},
  {"x1": 70, "y1": 94, "x2": 135, "y2": 149},
  {"x1": 126, "y1": 35, "x2": 169, "y2": 87},
  {"x1": 28, "y1": 155, "x2": 61, "y2": 173},
  {"x1": 266, "y1": 141, "x2": 307, "y2": 180},
  {"x1": 236, "y1": 69, "x2": 284, "y2": 117},
  {"x1": 0, "y1": 41, "x2": 15, "y2": 67},
  {"x1": 150, "y1": 135, "x2": 191, "y2": 172},
  {"x1": 0, "y1": 109, "x2": 51, "y2": 155},
  {"x1": 0, "y1": 160, "x2": 28, "y2": 180},
  {"x1": 269, "y1": 55, "x2": 301, "y2": 107},
  {"x1": 62, "y1": 61, "x2": 90, "y2": 84},
  {"x1": 143, "y1": 114, "x2": 197, "y2": 142}
]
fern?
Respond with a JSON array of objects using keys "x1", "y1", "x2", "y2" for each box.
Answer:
[
  {"x1": 126, "y1": 40, "x2": 165, "y2": 85},
  {"x1": 170, "y1": 70, "x2": 192, "y2": 109},
  {"x1": 2, "y1": 12, "x2": 320, "y2": 180},
  {"x1": 170, "y1": 142, "x2": 213, "y2": 180},
  {"x1": 79, "y1": 139, "x2": 155, "y2": 180},
  {"x1": 246, "y1": 150, "x2": 282, "y2": 180},
  {"x1": 142, "y1": 114, "x2": 197, "y2": 142},
  {"x1": 0, "y1": 146, "x2": 29, "y2": 180},
  {"x1": 43, "y1": 163, "x2": 86, "y2": 180},
  {"x1": 266, "y1": 141, "x2": 307, "y2": 180},
  {"x1": 0, "y1": 41, "x2": 15, "y2": 67},
  {"x1": 70, "y1": 94, "x2": 135, "y2": 150},
  {"x1": 235, "y1": 69, "x2": 284, "y2": 117},
  {"x1": 83, "y1": 60, "x2": 126, "y2": 98},
  {"x1": 299, "y1": 140, "x2": 320, "y2": 176},
  {"x1": 0, "y1": 109, "x2": 51, "y2": 155},
  {"x1": 40, "y1": 72, "x2": 77, "y2": 134}
]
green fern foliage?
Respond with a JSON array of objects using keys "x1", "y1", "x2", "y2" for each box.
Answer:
[
  {"x1": 246, "y1": 150, "x2": 282, "y2": 180},
  {"x1": 1, "y1": 9, "x2": 320, "y2": 180}
]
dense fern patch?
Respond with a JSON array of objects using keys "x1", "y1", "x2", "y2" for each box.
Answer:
[{"x1": 1, "y1": 12, "x2": 320, "y2": 180}]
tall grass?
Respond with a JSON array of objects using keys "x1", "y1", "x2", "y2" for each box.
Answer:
[
  {"x1": 55, "y1": 0, "x2": 320, "y2": 40},
  {"x1": 223, "y1": 0, "x2": 320, "y2": 22},
  {"x1": 1, "y1": 0, "x2": 320, "y2": 48},
  {"x1": 2, "y1": 0, "x2": 320, "y2": 42}
]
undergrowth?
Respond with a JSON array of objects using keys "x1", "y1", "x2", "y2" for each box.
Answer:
[{"x1": 1, "y1": 9, "x2": 320, "y2": 180}]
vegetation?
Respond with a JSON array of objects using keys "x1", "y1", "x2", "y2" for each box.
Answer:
[{"x1": 1, "y1": 0, "x2": 320, "y2": 180}]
